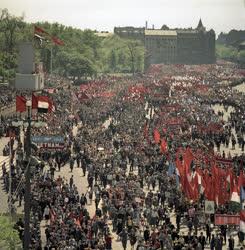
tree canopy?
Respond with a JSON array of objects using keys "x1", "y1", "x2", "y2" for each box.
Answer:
[
  {"x1": 216, "y1": 43, "x2": 245, "y2": 65},
  {"x1": 0, "y1": 9, "x2": 145, "y2": 82},
  {"x1": 0, "y1": 216, "x2": 21, "y2": 250}
]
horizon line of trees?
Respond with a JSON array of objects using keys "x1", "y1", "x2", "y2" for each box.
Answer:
[
  {"x1": 1, "y1": 8, "x2": 245, "y2": 82},
  {"x1": 0, "y1": 8, "x2": 145, "y2": 82}
]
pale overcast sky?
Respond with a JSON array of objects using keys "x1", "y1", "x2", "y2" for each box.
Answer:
[{"x1": 1, "y1": 0, "x2": 244, "y2": 35}]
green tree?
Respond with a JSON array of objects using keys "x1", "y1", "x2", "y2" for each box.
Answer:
[
  {"x1": 216, "y1": 44, "x2": 238, "y2": 61},
  {"x1": 238, "y1": 50, "x2": 245, "y2": 64},
  {"x1": 81, "y1": 29, "x2": 101, "y2": 59},
  {"x1": 66, "y1": 53, "x2": 96, "y2": 79},
  {"x1": 118, "y1": 51, "x2": 126, "y2": 66},
  {"x1": 0, "y1": 216, "x2": 21, "y2": 250},
  {"x1": 109, "y1": 49, "x2": 117, "y2": 72},
  {"x1": 0, "y1": 9, "x2": 145, "y2": 81},
  {"x1": 0, "y1": 9, "x2": 25, "y2": 81},
  {"x1": 99, "y1": 35, "x2": 145, "y2": 74},
  {"x1": 125, "y1": 39, "x2": 144, "y2": 74}
]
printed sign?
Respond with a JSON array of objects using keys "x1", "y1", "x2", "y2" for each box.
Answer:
[
  {"x1": 31, "y1": 135, "x2": 64, "y2": 144},
  {"x1": 205, "y1": 200, "x2": 215, "y2": 214},
  {"x1": 31, "y1": 135, "x2": 65, "y2": 150}
]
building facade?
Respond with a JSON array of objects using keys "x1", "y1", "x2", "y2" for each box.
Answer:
[{"x1": 114, "y1": 19, "x2": 216, "y2": 68}]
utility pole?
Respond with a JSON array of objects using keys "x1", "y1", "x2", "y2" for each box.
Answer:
[
  {"x1": 50, "y1": 46, "x2": 53, "y2": 75},
  {"x1": 23, "y1": 101, "x2": 31, "y2": 250},
  {"x1": 8, "y1": 133, "x2": 12, "y2": 217}
]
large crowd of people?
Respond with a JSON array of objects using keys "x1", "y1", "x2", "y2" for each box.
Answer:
[{"x1": 1, "y1": 63, "x2": 245, "y2": 250}]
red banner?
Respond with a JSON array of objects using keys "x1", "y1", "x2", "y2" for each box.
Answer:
[{"x1": 215, "y1": 214, "x2": 240, "y2": 225}]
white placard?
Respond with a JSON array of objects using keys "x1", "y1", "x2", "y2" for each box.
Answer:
[{"x1": 205, "y1": 200, "x2": 215, "y2": 214}]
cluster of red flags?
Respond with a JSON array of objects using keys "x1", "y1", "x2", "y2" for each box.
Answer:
[
  {"x1": 34, "y1": 25, "x2": 64, "y2": 46},
  {"x1": 152, "y1": 128, "x2": 168, "y2": 153},
  {"x1": 144, "y1": 127, "x2": 167, "y2": 154},
  {"x1": 175, "y1": 146, "x2": 245, "y2": 204},
  {"x1": 16, "y1": 94, "x2": 54, "y2": 113},
  {"x1": 143, "y1": 124, "x2": 242, "y2": 203},
  {"x1": 143, "y1": 126, "x2": 168, "y2": 154}
]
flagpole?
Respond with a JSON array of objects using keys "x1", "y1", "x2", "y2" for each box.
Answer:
[
  {"x1": 50, "y1": 46, "x2": 53, "y2": 75},
  {"x1": 24, "y1": 101, "x2": 32, "y2": 250},
  {"x1": 8, "y1": 131, "x2": 12, "y2": 217}
]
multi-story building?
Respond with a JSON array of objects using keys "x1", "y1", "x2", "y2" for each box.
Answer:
[{"x1": 114, "y1": 19, "x2": 216, "y2": 68}]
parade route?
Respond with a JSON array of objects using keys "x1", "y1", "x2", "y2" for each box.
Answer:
[{"x1": 1, "y1": 63, "x2": 245, "y2": 250}]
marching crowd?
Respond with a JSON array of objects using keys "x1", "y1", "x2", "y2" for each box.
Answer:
[
  {"x1": 0, "y1": 84, "x2": 14, "y2": 110},
  {"x1": 1, "y1": 63, "x2": 245, "y2": 250}
]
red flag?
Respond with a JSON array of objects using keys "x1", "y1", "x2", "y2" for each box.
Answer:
[
  {"x1": 38, "y1": 96, "x2": 54, "y2": 113},
  {"x1": 51, "y1": 36, "x2": 64, "y2": 46},
  {"x1": 34, "y1": 25, "x2": 50, "y2": 35},
  {"x1": 32, "y1": 94, "x2": 54, "y2": 112},
  {"x1": 34, "y1": 26, "x2": 64, "y2": 46},
  {"x1": 160, "y1": 139, "x2": 167, "y2": 153},
  {"x1": 203, "y1": 173, "x2": 215, "y2": 201},
  {"x1": 227, "y1": 167, "x2": 235, "y2": 195},
  {"x1": 32, "y1": 94, "x2": 38, "y2": 109},
  {"x1": 16, "y1": 96, "x2": 27, "y2": 112},
  {"x1": 183, "y1": 147, "x2": 194, "y2": 175},
  {"x1": 153, "y1": 129, "x2": 160, "y2": 144},
  {"x1": 212, "y1": 166, "x2": 230, "y2": 205},
  {"x1": 182, "y1": 171, "x2": 199, "y2": 201}
]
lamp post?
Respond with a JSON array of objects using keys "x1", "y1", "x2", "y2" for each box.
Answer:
[
  {"x1": 12, "y1": 99, "x2": 47, "y2": 249},
  {"x1": 50, "y1": 46, "x2": 53, "y2": 75},
  {"x1": 45, "y1": 46, "x2": 53, "y2": 75},
  {"x1": 23, "y1": 100, "x2": 31, "y2": 250}
]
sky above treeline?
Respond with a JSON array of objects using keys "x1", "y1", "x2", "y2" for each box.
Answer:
[{"x1": 1, "y1": 0, "x2": 245, "y2": 35}]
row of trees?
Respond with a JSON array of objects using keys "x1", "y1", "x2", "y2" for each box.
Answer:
[
  {"x1": 216, "y1": 43, "x2": 245, "y2": 65},
  {"x1": 0, "y1": 9, "x2": 26, "y2": 81},
  {"x1": 0, "y1": 9, "x2": 145, "y2": 82}
]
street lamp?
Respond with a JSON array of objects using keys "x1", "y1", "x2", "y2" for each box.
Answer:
[
  {"x1": 11, "y1": 100, "x2": 47, "y2": 249},
  {"x1": 23, "y1": 100, "x2": 32, "y2": 250},
  {"x1": 22, "y1": 101, "x2": 47, "y2": 249}
]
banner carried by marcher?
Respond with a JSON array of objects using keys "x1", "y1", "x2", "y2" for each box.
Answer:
[{"x1": 215, "y1": 214, "x2": 240, "y2": 225}]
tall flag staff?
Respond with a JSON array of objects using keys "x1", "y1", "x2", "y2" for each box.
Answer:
[{"x1": 33, "y1": 25, "x2": 64, "y2": 75}]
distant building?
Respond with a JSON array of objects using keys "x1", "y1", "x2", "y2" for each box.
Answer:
[
  {"x1": 238, "y1": 41, "x2": 245, "y2": 51},
  {"x1": 145, "y1": 30, "x2": 177, "y2": 65},
  {"x1": 217, "y1": 30, "x2": 245, "y2": 46},
  {"x1": 95, "y1": 32, "x2": 113, "y2": 38},
  {"x1": 114, "y1": 27, "x2": 145, "y2": 41},
  {"x1": 114, "y1": 19, "x2": 216, "y2": 68}
]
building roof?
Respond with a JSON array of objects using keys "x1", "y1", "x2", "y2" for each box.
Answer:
[
  {"x1": 177, "y1": 30, "x2": 199, "y2": 34},
  {"x1": 197, "y1": 18, "x2": 204, "y2": 29},
  {"x1": 95, "y1": 32, "x2": 113, "y2": 38},
  {"x1": 145, "y1": 29, "x2": 177, "y2": 36}
]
